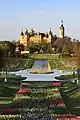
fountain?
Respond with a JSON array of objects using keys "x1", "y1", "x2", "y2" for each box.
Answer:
[{"x1": 30, "y1": 60, "x2": 54, "y2": 74}]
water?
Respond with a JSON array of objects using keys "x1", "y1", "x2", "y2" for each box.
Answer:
[
  {"x1": 9, "y1": 60, "x2": 73, "y2": 81},
  {"x1": 31, "y1": 60, "x2": 51, "y2": 73},
  {"x1": 10, "y1": 69, "x2": 72, "y2": 81}
]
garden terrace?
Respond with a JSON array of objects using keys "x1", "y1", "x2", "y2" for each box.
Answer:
[
  {"x1": 11, "y1": 84, "x2": 69, "y2": 117},
  {"x1": 29, "y1": 54, "x2": 78, "y2": 70},
  {"x1": 21, "y1": 81, "x2": 61, "y2": 88},
  {"x1": 60, "y1": 82, "x2": 80, "y2": 115},
  {"x1": 0, "y1": 114, "x2": 79, "y2": 120},
  {"x1": 4, "y1": 54, "x2": 79, "y2": 71},
  {"x1": 55, "y1": 74, "x2": 77, "y2": 80},
  {"x1": 17, "y1": 88, "x2": 31, "y2": 95},
  {"x1": 0, "y1": 114, "x2": 21, "y2": 120},
  {"x1": 2, "y1": 54, "x2": 79, "y2": 71},
  {"x1": 51, "y1": 114, "x2": 79, "y2": 120},
  {"x1": 0, "y1": 74, "x2": 26, "y2": 107},
  {"x1": 1, "y1": 108, "x2": 20, "y2": 115}
]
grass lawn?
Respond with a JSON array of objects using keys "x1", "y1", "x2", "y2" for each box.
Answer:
[
  {"x1": 0, "y1": 74, "x2": 26, "y2": 106},
  {"x1": 0, "y1": 73, "x2": 26, "y2": 81},
  {"x1": 3, "y1": 54, "x2": 78, "y2": 71},
  {"x1": 30, "y1": 54, "x2": 59, "y2": 60},
  {"x1": 0, "y1": 82, "x2": 19, "y2": 106},
  {"x1": 16, "y1": 58, "x2": 34, "y2": 69},
  {"x1": 0, "y1": 97, "x2": 13, "y2": 104},
  {"x1": 55, "y1": 74, "x2": 75, "y2": 80},
  {"x1": 60, "y1": 82, "x2": 80, "y2": 115},
  {"x1": 29, "y1": 54, "x2": 78, "y2": 70}
]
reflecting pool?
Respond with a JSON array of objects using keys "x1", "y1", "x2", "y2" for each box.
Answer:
[
  {"x1": 10, "y1": 69, "x2": 72, "y2": 81},
  {"x1": 9, "y1": 60, "x2": 73, "y2": 81},
  {"x1": 30, "y1": 60, "x2": 52, "y2": 74}
]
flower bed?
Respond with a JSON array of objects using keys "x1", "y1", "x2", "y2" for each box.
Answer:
[
  {"x1": 1, "y1": 108, "x2": 20, "y2": 115},
  {"x1": 52, "y1": 81, "x2": 61, "y2": 87},
  {"x1": 17, "y1": 88, "x2": 31, "y2": 95},
  {"x1": 0, "y1": 114, "x2": 21, "y2": 120}
]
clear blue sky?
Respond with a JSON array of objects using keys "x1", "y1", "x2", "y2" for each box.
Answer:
[{"x1": 0, "y1": 0, "x2": 80, "y2": 41}]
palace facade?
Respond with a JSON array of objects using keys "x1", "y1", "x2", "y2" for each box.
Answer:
[{"x1": 20, "y1": 20, "x2": 65, "y2": 47}]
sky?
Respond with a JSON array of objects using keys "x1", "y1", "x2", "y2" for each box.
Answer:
[{"x1": 0, "y1": 0, "x2": 80, "y2": 41}]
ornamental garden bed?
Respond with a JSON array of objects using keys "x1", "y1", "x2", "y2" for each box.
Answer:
[{"x1": 60, "y1": 82, "x2": 80, "y2": 115}]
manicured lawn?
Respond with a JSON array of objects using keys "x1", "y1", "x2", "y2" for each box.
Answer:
[
  {"x1": 0, "y1": 81, "x2": 71, "y2": 117},
  {"x1": 30, "y1": 54, "x2": 59, "y2": 60},
  {"x1": 0, "y1": 83, "x2": 19, "y2": 105},
  {"x1": 29, "y1": 54, "x2": 77, "y2": 70},
  {"x1": 55, "y1": 74, "x2": 75, "y2": 80},
  {"x1": 0, "y1": 73, "x2": 26, "y2": 81},
  {"x1": 15, "y1": 58, "x2": 34, "y2": 69},
  {"x1": 0, "y1": 74, "x2": 26, "y2": 106},
  {"x1": 0, "y1": 83, "x2": 19, "y2": 97},
  {"x1": 3, "y1": 54, "x2": 78, "y2": 71},
  {"x1": 0, "y1": 97, "x2": 13, "y2": 104},
  {"x1": 12, "y1": 84, "x2": 67, "y2": 116},
  {"x1": 21, "y1": 81, "x2": 53, "y2": 87},
  {"x1": 60, "y1": 82, "x2": 80, "y2": 115}
]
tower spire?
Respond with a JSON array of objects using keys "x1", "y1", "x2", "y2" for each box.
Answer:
[
  {"x1": 59, "y1": 20, "x2": 65, "y2": 39},
  {"x1": 21, "y1": 29, "x2": 24, "y2": 36},
  {"x1": 49, "y1": 28, "x2": 52, "y2": 35},
  {"x1": 61, "y1": 20, "x2": 63, "y2": 25},
  {"x1": 61, "y1": 20, "x2": 64, "y2": 27},
  {"x1": 25, "y1": 28, "x2": 28, "y2": 35}
]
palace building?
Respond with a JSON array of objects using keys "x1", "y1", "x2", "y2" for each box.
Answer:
[
  {"x1": 20, "y1": 20, "x2": 65, "y2": 47},
  {"x1": 20, "y1": 28, "x2": 53, "y2": 47},
  {"x1": 59, "y1": 20, "x2": 65, "y2": 39}
]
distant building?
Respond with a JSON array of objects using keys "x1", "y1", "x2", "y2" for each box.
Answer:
[
  {"x1": 60, "y1": 20, "x2": 65, "y2": 39},
  {"x1": 20, "y1": 29, "x2": 28, "y2": 47},
  {"x1": 20, "y1": 28, "x2": 53, "y2": 47},
  {"x1": 20, "y1": 20, "x2": 65, "y2": 48}
]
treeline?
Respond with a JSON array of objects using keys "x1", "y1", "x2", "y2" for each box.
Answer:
[
  {"x1": 0, "y1": 37, "x2": 80, "y2": 69},
  {"x1": 0, "y1": 41, "x2": 18, "y2": 69},
  {"x1": 0, "y1": 37, "x2": 80, "y2": 56},
  {"x1": 27, "y1": 36, "x2": 80, "y2": 55}
]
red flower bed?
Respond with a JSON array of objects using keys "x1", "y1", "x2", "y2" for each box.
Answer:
[
  {"x1": 2, "y1": 108, "x2": 20, "y2": 115},
  {"x1": 51, "y1": 114, "x2": 79, "y2": 119},
  {"x1": 17, "y1": 88, "x2": 31, "y2": 95},
  {"x1": 46, "y1": 99, "x2": 64, "y2": 106},
  {"x1": 0, "y1": 105, "x2": 5, "y2": 110},
  {"x1": 52, "y1": 81, "x2": 61, "y2": 87}
]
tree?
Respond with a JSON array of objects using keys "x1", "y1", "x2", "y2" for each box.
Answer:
[
  {"x1": 8, "y1": 41, "x2": 16, "y2": 56},
  {"x1": 75, "y1": 41, "x2": 80, "y2": 84},
  {"x1": 40, "y1": 41, "x2": 52, "y2": 53},
  {"x1": 47, "y1": 43, "x2": 52, "y2": 53},
  {"x1": 28, "y1": 41, "x2": 52, "y2": 54},
  {"x1": 28, "y1": 42, "x2": 38, "y2": 53},
  {"x1": 0, "y1": 48, "x2": 4, "y2": 70},
  {"x1": 0, "y1": 41, "x2": 16, "y2": 57},
  {"x1": 62, "y1": 44, "x2": 69, "y2": 54},
  {"x1": 19, "y1": 44, "x2": 24, "y2": 51}
]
